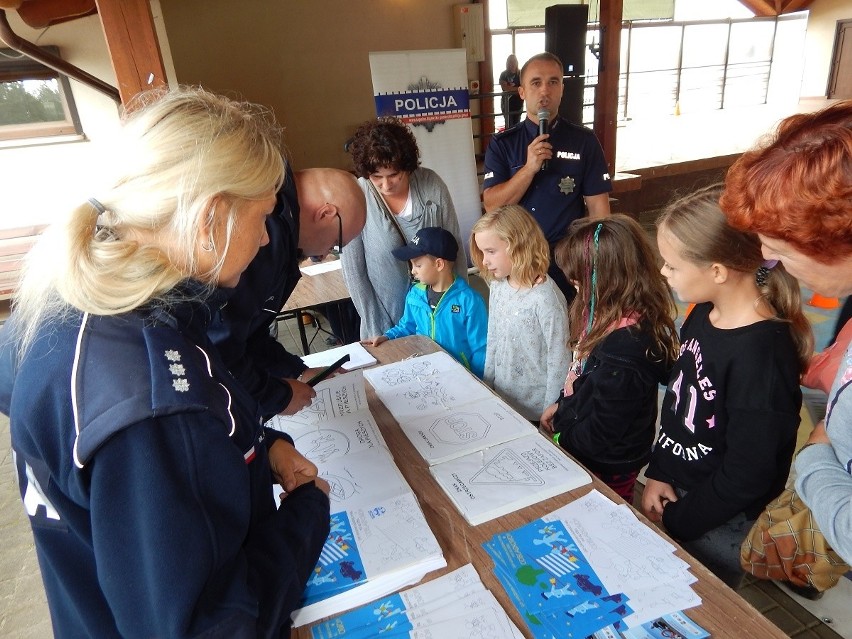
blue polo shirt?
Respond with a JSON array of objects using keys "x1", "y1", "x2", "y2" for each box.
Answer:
[{"x1": 483, "y1": 117, "x2": 612, "y2": 243}]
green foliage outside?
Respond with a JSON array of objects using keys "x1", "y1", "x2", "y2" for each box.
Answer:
[{"x1": 0, "y1": 80, "x2": 63, "y2": 125}]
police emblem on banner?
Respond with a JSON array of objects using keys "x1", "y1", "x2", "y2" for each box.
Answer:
[{"x1": 374, "y1": 77, "x2": 470, "y2": 133}]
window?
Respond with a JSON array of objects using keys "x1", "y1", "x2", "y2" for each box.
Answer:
[{"x1": 0, "y1": 47, "x2": 83, "y2": 142}]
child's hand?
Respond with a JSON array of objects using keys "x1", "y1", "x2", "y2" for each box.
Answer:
[
  {"x1": 361, "y1": 335, "x2": 388, "y2": 346},
  {"x1": 539, "y1": 403, "x2": 558, "y2": 434},
  {"x1": 641, "y1": 478, "x2": 677, "y2": 523}
]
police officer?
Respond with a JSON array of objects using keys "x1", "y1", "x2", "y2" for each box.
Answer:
[{"x1": 482, "y1": 51, "x2": 611, "y2": 302}]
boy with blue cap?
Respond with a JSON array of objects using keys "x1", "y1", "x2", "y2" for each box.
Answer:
[{"x1": 362, "y1": 227, "x2": 487, "y2": 378}]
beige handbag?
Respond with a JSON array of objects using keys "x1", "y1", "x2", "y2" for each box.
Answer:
[{"x1": 740, "y1": 487, "x2": 849, "y2": 592}]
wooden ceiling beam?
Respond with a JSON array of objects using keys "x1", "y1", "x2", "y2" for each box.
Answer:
[
  {"x1": 737, "y1": 0, "x2": 780, "y2": 16},
  {"x1": 779, "y1": 0, "x2": 815, "y2": 14},
  {"x1": 737, "y1": 0, "x2": 815, "y2": 15},
  {"x1": 594, "y1": 0, "x2": 622, "y2": 178},
  {"x1": 94, "y1": 0, "x2": 166, "y2": 105}
]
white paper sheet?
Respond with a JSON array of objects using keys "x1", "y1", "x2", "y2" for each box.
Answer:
[
  {"x1": 303, "y1": 342, "x2": 377, "y2": 372},
  {"x1": 400, "y1": 395, "x2": 536, "y2": 465},
  {"x1": 363, "y1": 352, "x2": 493, "y2": 423},
  {"x1": 429, "y1": 434, "x2": 592, "y2": 526},
  {"x1": 300, "y1": 259, "x2": 343, "y2": 275},
  {"x1": 266, "y1": 370, "x2": 368, "y2": 432}
]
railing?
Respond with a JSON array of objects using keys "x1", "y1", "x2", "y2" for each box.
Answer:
[{"x1": 487, "y1": 12, "x2": 807, "y2": 128}]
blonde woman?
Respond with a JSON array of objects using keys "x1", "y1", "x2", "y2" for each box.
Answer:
[{"x1": 0, "y1": 87, "x2": 330, "y2": 638}]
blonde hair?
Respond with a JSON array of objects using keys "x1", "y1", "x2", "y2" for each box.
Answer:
[
  {"x1": 469, "y1": 205, "x2": 549, "y2": 288},
  {"x1": 657, "y1": 185, "x2": 814, "y2": 368},
  {"x1": 12, "y1": 86, "x2": 284, "y2": 354},
  {"x1": 554, "y1": 215, "x2": 679, "y2": 366}
]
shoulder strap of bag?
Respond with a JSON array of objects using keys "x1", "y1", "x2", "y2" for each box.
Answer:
[{"x1": 367, "y1": 179, "x2": 407, "y2": 246}]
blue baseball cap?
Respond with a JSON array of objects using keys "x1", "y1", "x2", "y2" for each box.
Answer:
[{"x1": 391, "y1": 227, "x2": 458, "y2": 262}]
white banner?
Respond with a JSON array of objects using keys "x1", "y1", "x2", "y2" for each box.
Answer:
[{"x1": 369, "y1": 49, "x2": 481, "y2": 264}]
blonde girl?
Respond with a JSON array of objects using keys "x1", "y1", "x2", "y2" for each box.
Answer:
[
  {"x1": 642, "y1": 185, "x2": 813, "y2": 587},
  {"x1": 540, "y1": 215, "x2": 679, "y2": 502},
  {"x1": 470, "y1": 205, "x2": 570, "y2": 421}
]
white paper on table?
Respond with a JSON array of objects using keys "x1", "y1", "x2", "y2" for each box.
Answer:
[
  {"x1": 300, "y1": 259, "x2": 343, "y2": 275},
  {"x1": 406, "y1": 589, "x2": 503, "y2": 632},
  {"x1": 393, "y1": 564, "x2": 483, "y2": 614},
  {"x1": 317, "y1": 446, "x2": 409, "y2": 509},
  {"x1": 303, "y1": 342, "x2": 378, "y2": 372},
  {"x1": 408, "y1": 603, "x2": 517, "y2": 639},
  {"x1": 400, "y1": 395, "x2": 536, "y2": 465},
  {"x1": 543, "y1": 490, "x2": 701, "y2": 624},
  {"x1": 287, "y1": 411, "x2": 389, "y2": 464},
  {"x1": 266, "y1": 370, "x2": 368, "y2": 431},
  {"x1": 430, "y1": 433, "x2": 591, "y2": 526},
  {"x1": 620, "y1": 582, "x2": 703, "y2": 628},
  {"x1": 363, "y1": 352, "x2": 493, "y2": 423}
]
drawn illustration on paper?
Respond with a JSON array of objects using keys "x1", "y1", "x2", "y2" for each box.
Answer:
[
  {"x1": 469, "y1": 449, "x2": 545, "y2": 486},
  {"x1": 295, "y1": 428, "x2": 351, "y2": 463},
  {"x1": 429, "y1": 412, "x2": 491, "y2": 445}
]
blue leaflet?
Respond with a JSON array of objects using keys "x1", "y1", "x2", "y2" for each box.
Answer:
[
  {"x1": 489, "y1": 519, "x2": 608, "y2": 613},
  {"x1": 485, "y1": 518, "x2": 629, "y2": 639},
  {"x1": 310, "y1": 592, "x2": 408, "y2": 639},
  {"x1": 301, "y1": 511, "x2": 367, "y2": 607}
]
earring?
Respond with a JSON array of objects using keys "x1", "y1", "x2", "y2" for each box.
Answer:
[{"x1": 201, "y1": 237, "x2": 215, "y2": 252}]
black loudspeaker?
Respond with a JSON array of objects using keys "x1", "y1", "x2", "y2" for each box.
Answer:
[
  {"x1": 544, "y1": 4, "x2": 589, "y2": 77},
  {"x1": 559, "y1": 76, "x2": 585, "y2": 125},
  {"x1": 545, "y1": 4, "x2": 589, "y2": 124}
]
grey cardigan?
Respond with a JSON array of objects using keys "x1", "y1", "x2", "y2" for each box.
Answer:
[{"x1": 342, "y1": 167, "x2": 467, "y2": 339}]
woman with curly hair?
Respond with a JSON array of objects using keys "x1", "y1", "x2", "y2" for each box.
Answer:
[{"x1": 343, "y1": 117, "x2": 467, "y2": 338}]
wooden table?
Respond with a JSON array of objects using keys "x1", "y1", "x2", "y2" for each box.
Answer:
[
  {"x1": 293, "y1": 335, "x2": 787, "y2": 639},
  {"x1": 280, "y1": 263, "x2": 352, "y2": 354}
]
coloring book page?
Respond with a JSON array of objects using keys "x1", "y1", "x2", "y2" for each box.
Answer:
[
  {"x1": 288, "y1": 412, "x2": 388, "y2": 465},
  {"x1": 362, "y1": 352, "x2": 493, "y2": 423},
  {"x1": 401, "y1": 395, "x2": 536, "y2": 465},
  {"x1": 316, "y1": 446, "x2": 408, "y2": 510},
  {"x1": 266, "y1": 370, "x2": 368, "y2": 432},
  {"x1": 430, "y1": 434, "x2": 591, "y2": 525}
]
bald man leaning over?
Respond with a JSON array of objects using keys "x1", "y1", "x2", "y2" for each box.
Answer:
[{"x1": 209, "y1": 166, "x2": 366, "y2": 420}]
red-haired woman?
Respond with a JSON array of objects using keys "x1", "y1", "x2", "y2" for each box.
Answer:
[{"x1": 720, "y1": 100, "x2": 852, "y2": 568}]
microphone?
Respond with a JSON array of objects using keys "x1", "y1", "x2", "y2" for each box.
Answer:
[{"x1": 537, "y1": 109, "x2": 549, "y2": 171}]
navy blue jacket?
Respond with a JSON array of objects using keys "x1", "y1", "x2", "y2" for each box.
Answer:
[
  {"x1": 0, "y1": 286, "x2": 329, "y2": 638},
  {"x1": 208, "y1": 166, "x2": 308, "y2": 419},
  {"x1": 482, "y1": 116, "x2": 612, "y2": 244}
]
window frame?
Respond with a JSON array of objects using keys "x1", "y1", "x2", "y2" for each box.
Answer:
[{"x1": 0, "y1": 46, "x2": 83, "y2": 142}]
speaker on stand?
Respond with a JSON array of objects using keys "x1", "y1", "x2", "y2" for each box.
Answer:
[{"x1": 545, "y1": 4, "x2": 589, "y2": 125}]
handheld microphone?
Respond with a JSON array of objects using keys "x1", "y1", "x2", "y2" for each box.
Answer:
[{"x1": 537, "y1": 109, "x2": 549, "y2": 171}]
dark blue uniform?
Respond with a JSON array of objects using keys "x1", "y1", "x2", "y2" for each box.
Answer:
[
  {"x1": 483, "y1": 116, "x2": 612, "y2": 300},
  {"x1": 208, "y1": 165, "x2": 308, "y2": 419},
  {"x1": 483, "y1": 117, "x2": 611, "y2": 243},
  {"x1": 0, "y1": 285, "x2": 329, "y2": 638}
]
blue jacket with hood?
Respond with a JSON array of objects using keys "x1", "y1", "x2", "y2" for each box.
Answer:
[{"x1": 385, "y1": 276, "x2": 487, "y2": 378}]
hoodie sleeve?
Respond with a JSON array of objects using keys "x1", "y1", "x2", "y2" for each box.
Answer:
[{"x1": 89, "y1": 413, "x2": 329, "y2": 638}]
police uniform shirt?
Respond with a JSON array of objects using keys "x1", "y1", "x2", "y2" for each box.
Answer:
[{"x1": 483, "y1": 116, "x2": 612, "y2": 243}]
